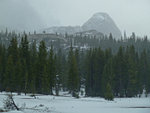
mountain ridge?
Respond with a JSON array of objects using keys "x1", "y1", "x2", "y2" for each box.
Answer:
[
  {"x1": 45, "y1": 12, "x2": 122, "y2": 38},
  {"x1": 82, "y1": 12, "x2": 122, "y2": 38}
]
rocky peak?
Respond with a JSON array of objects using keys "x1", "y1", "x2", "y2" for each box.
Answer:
[{"x1": 82, "y1": 12, "x2": 122, "y2": 38}]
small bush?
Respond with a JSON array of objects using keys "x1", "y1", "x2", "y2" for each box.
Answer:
[
  {"x1": 73, "y1": 92, "x2": 79, "y2": 98},
  {"x1": 3, "y1": 94, "x2": 19, "y2": 111},
  {"x1": 3, "y1": 94, "x2": 16, "y2": 110}
]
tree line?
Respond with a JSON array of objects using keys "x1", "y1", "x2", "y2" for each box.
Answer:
[
  {"x1": 0, "y1": 35, "x2": 150, "y2": 100},
  {"x1": 1, "y1": 30, "x2": 150, "y2": 56}
]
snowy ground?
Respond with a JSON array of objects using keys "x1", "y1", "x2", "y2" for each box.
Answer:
[{"x1": 0, "y1": 92, "x2": 150, "y2": 113}]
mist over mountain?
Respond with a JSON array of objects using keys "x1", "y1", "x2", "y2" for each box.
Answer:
[
  {"x1": 82, "y1": 13, "x2": 122, "y2": 38},
  {"x1": 0, "y1": 0, "x2": 122, "y2": 38},
  {"x1": 0, "y1": 0, "x2": 44, "y2": 32},
  {"x1": 45, "y1": 12, "x2": 122, "y2": 38}
]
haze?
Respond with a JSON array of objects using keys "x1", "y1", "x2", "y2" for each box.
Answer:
[{"x1": 0, "y1": 0, "x2": 150, "y2": 37}]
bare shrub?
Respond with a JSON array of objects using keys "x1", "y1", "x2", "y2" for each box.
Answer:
[{"x1": 3, "y1": 94, "x2": 19, "y2": 111}]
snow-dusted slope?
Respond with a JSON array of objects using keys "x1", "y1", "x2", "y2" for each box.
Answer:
[
  {"x1": 45, "y1": 26, "x2": 82, "y2": 35},
  {"x1": 0, "y1": 93, "x2": 149, "y2": 113},
  {"x1": 82, "y1": 12, "x2": 122, "y2": 38},
  {"x1": 45, "y1": 12, "x2": 122, "y2": 39}
]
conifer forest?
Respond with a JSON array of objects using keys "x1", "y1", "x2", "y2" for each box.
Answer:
[{"x1": 0, "y1": 31, "x2": 150, "y2": 100}]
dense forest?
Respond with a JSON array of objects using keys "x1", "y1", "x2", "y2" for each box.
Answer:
[{"x1": 0, "y1": 31, "x2": 150, "y2": 100}]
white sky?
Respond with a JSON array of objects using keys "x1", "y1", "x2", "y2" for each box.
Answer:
[{"x1": 0, "y1": 0, "x2": 150, "y2": 37}]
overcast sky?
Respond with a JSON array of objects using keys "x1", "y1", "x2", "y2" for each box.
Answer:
[{"x1": 0, "y1": 0, "x2": 150, "y2": 37}]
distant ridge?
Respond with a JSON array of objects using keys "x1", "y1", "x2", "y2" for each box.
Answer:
[{"x1": 45, "y1": 12, "x2": 122, "y2": 39}]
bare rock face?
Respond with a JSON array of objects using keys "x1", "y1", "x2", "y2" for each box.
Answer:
[{"x1": 82, "y1": 12, "x2": 122, "y2": 38}]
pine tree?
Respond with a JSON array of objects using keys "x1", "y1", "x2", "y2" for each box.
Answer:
[
  {"x1": 48, "y1": 45, "x2": 55, "y2": 95},
  {"x1": 0, "y1": 44, "x2": 6, "y2": 91},
  {"x1": 54, "y1": 55, "x2": 59, "y2": 96},
  {"x1": 15, "y1": 59, "x2": 22, "y2": 94},
  {"x1": 85, "y1": 49, "x2": 93, "y2": 96},
  {"x1": 20, "y1": 35, "x2": 30, "y2": 65},
  {"x1": 56, "y1": 49, "x2": 67, "y2": 91},
  {"x1": 4, "y1": 56, "x2": 14, "y2": 92},
  {"x1": 104, "y1": 83, "x2": 114, "y2": 101},
  {"x1": 0, "y1": 44, "x2": 2, "y2": 91},
  {"x1": 55, "y1": 49, "x2": 63, "y2": 93},
  {"x1": 114, "y1": 46, "x2": 127, "y2": 97},
  {"x1": 20, "y1": 35, "x2": 30, "y2": 94},
  {"x1": 41, "y1": 66, "x2": 49, "y2": 95},
  {"x1": 7, "y1": 37, "x2": 18, "y2": 64},
  {"x1": 102, "y1": 58, "x2": 114, "y2": 97},
  {"x1": 138, "y1": 50, "x2": 149, "y2": 95},
  {"x1": 6, "y1": 37, "x2": 19, "y2": 92},
  {"x1": 30, "y1": 41, "x2": 37, "y2": 95},
  {"x1": 37, "y1": 41, "x2": 49, "y2": 94},
  {"x1": 94, "y1": 48, "x2": 105, "y2": 96},
  {"x1": 127, "y1": 46, "x2": 138, "y2": 97},
  {"x1": 74, "y1": 49, "x2": 81, "y2": 90},
  {"x1": 68, "y1": 45, "x2": 79, "y2": 97}
]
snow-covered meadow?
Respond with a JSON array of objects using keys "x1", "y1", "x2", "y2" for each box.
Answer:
[{"x1": 0, "y1": 92, "x2": 149, "y2": 113}]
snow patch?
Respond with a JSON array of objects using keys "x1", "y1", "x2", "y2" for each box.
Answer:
[{"x1": 0, "y1": 92, "x2": 149, "y2": 113}]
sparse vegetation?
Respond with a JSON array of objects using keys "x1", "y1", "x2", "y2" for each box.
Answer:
[{"x1": 3, "y1": 94, "x2": 19, "y2": 111}]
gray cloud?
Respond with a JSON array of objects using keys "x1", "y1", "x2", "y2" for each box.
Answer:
[
  {"x1": 0, "y1": 0, "x2": 47, "y2": 31},
  {"x1": 0, "y1": 0, "x2": 150, "y2": 36}
]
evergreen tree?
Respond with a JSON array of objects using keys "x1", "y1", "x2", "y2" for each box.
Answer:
[
  {"x1": 30, "y1": 41, "x2": 37, "y2": 95},
  {"x1": 4, "y1": 56, "x2": 14, "y2": 92},
  {"x1": 104, "y1": 83, "x2": 114, "y2": 101},
  {"x1": 54, "y1": 55, "x2": 59, "y2": 96},
  {"x1": 102, "y1": 58, "x2": 114, "y2": 97},
  {"x1": 7, "y1": 37, "x2": 18, "y2": 64},
  {"x1": 0, "y1": 44, "x2": 3, "y2": 91},
  {"x1": 138, "y1": 50, "x2": 149, "y2": 94},
  {"x1": 37, "y1": 41, "x2": 49, "y2": 94},
  {"x1": 0, "y1": 44, "x2": 6, "y2": 91},
  {"x1": 94, "y1": 48, "x2": 105, "y2": 96},
  {"x1": 15, "y1": 59, "x2": 23, "y2": 94},
  {"x1": 85, "y1": 49, "x2": 93, "y2": 96},
  {"x1": 6, "y1": 37, "x2": 19, "y2": 92},
  {"x1": 48, "y1": 45, "x2": 56, "y2": 95},
  {"x1": 127, "y1": 46, "x2": 138, "y2": 97},
  {"x1": 75, "y1": 49, "x2": 81, "y2": 90},
  {"x1": 68, "y1": 45, "x2": 79, "y2": 97},
  {"x1": 57, "y1": 49, "x2": 67, "y2": 91},
  {"x1": 114, "y1": 46, "x2": 127, "y2": 97},
  {"x1": 20, "y1": 35, "x2": 30, "y2": 94}
]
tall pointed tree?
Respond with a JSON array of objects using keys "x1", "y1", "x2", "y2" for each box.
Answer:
[
  {"x1": 48, "y1": 45, "x2": 56, "y2": 95},
  {"x1": 4, "y1": 55, "x2": 14, "y2": 92},
  {"x1": 37, "y1": 41, "x2": 49, "y2": 94},
  {"x1": 102, "y1": 58, "x2": 114, "y2": 99},
  {"x1": 127, "y1": 46, "x2": 138, "y2": 97},
  {"x1": 30, "y1": 41, "x2": 37, "y2": 95},
  {"x1": 6, "y1": 37, "x2": 19, "y2": 92},
  {"x1": 68, "y1": 45, "x2": 79, "y2": 97},
  {"x1": 104, "y1": 82, "x2": 114, "y2": 101},
  {"x1": 20, "y1": 35, "x2": 30, "y2": 94}
]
